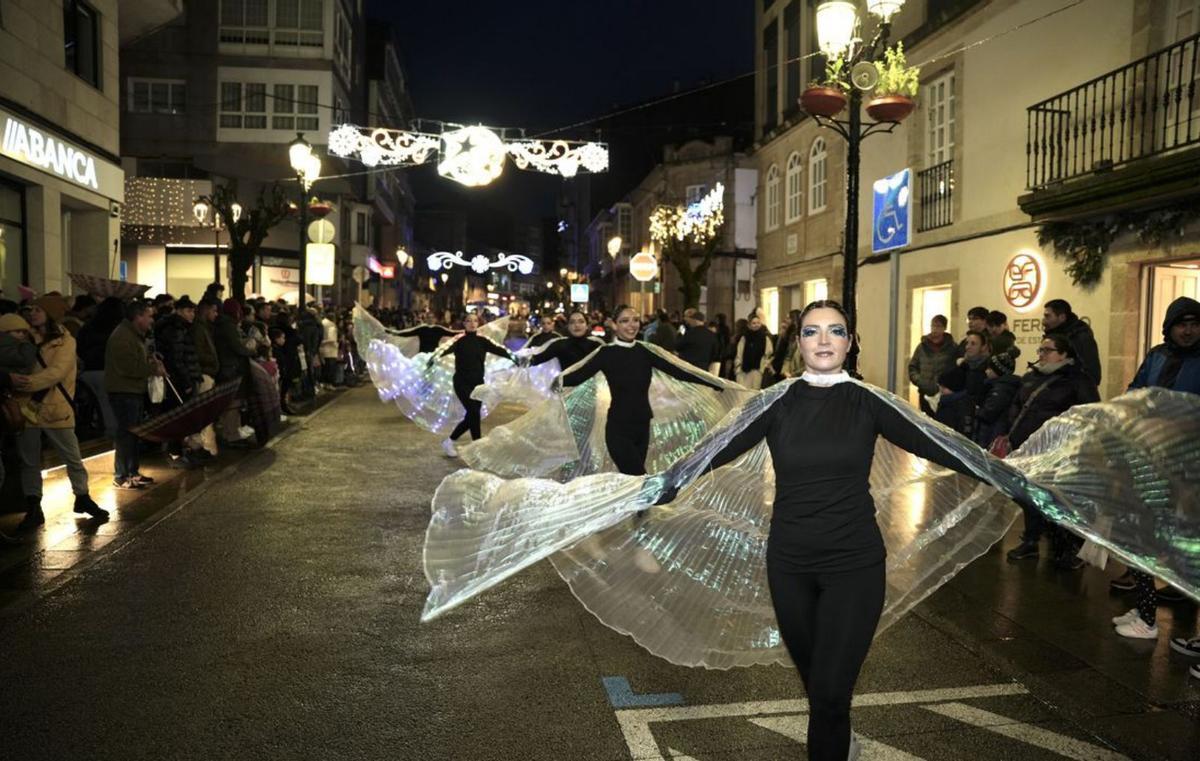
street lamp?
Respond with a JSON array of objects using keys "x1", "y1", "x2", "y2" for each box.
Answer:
[
  {"x1": 288, "y1": 132, "x2": 322, "y2": 308},
  {"x1": 607, "y1": 235, "x2": 622, "y2": 309},
  {"x1": 396, "y1": 246, "x2": 410, "y2": 308},
  {"x1": 811, "y1": 0, "x2": 909, "y2": 373},
  {"x1": 192, "y1": 197, "x2": 226, "y2": 284}
]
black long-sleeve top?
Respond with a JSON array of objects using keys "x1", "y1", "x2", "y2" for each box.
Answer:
[
  {"x1": 709, "y1": 379, "x2": 976, "y2": 572},
  {"x1": 525, "y1": 332, "x2": 559, "y2": 350},
  {"x1": 529, "y1": 335, "x2": 604, "y2": 371},
  {"x1": 395, "y1": 324, "x2": 458, "y2": 353},
  {"x1": 560, "y1": 340, "x2": 722, "y2": 421},
  {"x1": 436, "y1": 333, "x2": 513, "y2": 384}
]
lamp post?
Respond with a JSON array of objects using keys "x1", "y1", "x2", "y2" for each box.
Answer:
[
  {"x1": 396, "y1": 246, "x2": 409, "y2": 309},
  {"x1": 607, "y1": 235, "x2": 622, "y2": 310},
  {"x1": 812, "y1": 0, "x2": 909, "y2": 373},
  {"x1": 288, "y1": 132, "x2": 322, "y2": 308}
]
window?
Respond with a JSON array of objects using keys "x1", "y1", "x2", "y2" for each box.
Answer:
[
  {"x1": 64, "y1": 0, "x2": 99, "y2": 88},
  {"x1": 135, "y1": 159, "x2": 208, "y2": 179},
  {"x1": 219, "y1": 0, "x2": 270, "y2": 44},
  {"x1": 765, "y1": 163, "x2": 781, "y2": 231},
  {"x1": 684, "y1": 185, "x2": 708, "y2": 204},
  {"x1": 616, "y1": 203, "x2": 633, "y2": 247},
  {"x1": 763, "y1": 20, "x2": 779, "y2": 133},
  {"x1": 221, "y1": 81, "x2": 315, "y2": 132},
  {"x1": 760, "y1": 287, "x2": 780, "y2": 333},
  {"x1": 926, "y1": 72, "x2": 955, "y2": 166},
  {"x1": 334, "y1": 7, "x2": 353, "y2": 85},
  {"x1": 274, "y1": 0, "x2": 322, "y2": 47},
  {"x1": 785, "y1": 151, "x2": 803, "y2": 223},
  {"x1": 219, "y1": 82, "x2": 267, "y2": 129},
  {"x1": 355, "y1": 211, "x2": 368, "y2": 245},
  {"x1": 271, "y1": 84, "x2": 319, "y2": 130},
  {"x1": 129, "y1": 79, "x2": 187, "y2": 114},
  {"x1": 0, "y1": 179, "x2": 26, "y2": 293},
  {"x1": 802, "y1": 278, "x2": 828, "y2": 304},
  {"x1": 784, "y1": 1, "x2": 801, "y2": 112},
  {"x1": 807, "y1": 137, "x2": 828, "y2": 214}
]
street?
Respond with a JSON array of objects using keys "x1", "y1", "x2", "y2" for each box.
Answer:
[{"x1": 0, "y1": 387, "x2": 1196, "y2": 761}]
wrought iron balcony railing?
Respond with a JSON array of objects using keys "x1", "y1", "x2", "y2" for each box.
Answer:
[
  {"x1": 918, "y1": 159, "x2": 954, "y2": 231},
  {"x1": 1027, "y1": 32, "x2": 1200, "y2": 190}
]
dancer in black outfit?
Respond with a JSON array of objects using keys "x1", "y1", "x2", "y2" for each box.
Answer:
[
  {"x1": 434, "y1": 313, "x2": 514, "y2": 457},
  {"x1": 529, "y1": 309, "x2": 604, "y2": 371},
  {"x1": 394, "y1": 311, "x2": 460, "y2": 353},
  {"x1": 698, "y1": 300, "x2": 979, "y2": 761},
  {"x1": 524, "y1": 315, "x2": 561, "y2": 350},
  {"x1": 559, "y1": 305, "x2": 722, "y2": 475}
]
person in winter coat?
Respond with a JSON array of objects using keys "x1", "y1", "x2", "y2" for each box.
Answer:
[
  {"x1": 973, "y1": 352, "x2": 1021, "y2": 447},
  {"x1": 104, "y1": 301, "x2": 165, "y2": 489},
  {"x1": 1043, "y1": 298, "x2": 1101, "y2": 387},
  {"x1": 271, "y1": 312, "x2": 304, "y2": 412},
  {"x1": 771, "y1": 309, "x2": 803, "y2": 383},
  {"x1": 319, "y1": 310, "x2": 341, "y2": 386},
  {"x1": 676, "y1": 309, "x2": 720, "y2": 372},
  {"x1": 0, "y1": 313, "x2": 38, "y2": 537},
  {"x1": 1001, "y1": 334, "x2": 1100, "y2": 566},
  {"x1": 296, "y1": 307, "x2": 323, "y2": 398},
  {"x1": 647, "y1": 309, "x2": 677, "y2": 353},
  {"x1": 155, "y1": 296, "x2": 204, "y2": 465},
  {"x1": 214, "y1": 299, "x2": 255, "y2": 444},
  {"x1": 734, "y1": 314, "x2": 774, "y2": 389},
  {"x1": 907, "y1": 315, "x2": 959, "y2": 415},
  {"x1": 193, "y1": 299, "x2": 220, "y2": 380},
  {"x1": 1109, "y1": 296, "x2": 1200, "y2": 642},
  {"x1": 934, "y1": 330, "x2": 991, "y2": 437},
  {"x1": 75, "y1": 296, "x2": 124, "y2": 372},
  {"x1": 985, "y1": 310, "x2": 1021, "y2": 362},
  {"x1": 10, "y1": 303, "x2": 107, "y2": 529}
]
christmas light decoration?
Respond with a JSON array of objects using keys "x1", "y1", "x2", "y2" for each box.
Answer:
[
  {"x1": 649, "y1": 183, "x2": 725, "y2": 246},
  {"x1": 426, "y1": 250, "x2": 536, "y2": 275},
  {"x1": 327, "y1": 123, "x2": 608, "y2": 187}
]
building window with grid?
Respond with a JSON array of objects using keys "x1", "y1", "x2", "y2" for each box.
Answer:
[
  {"x1": 274, "y1": 0, "x2": 322, "y2": 47},
  {"x1": 926, "y1": 72, "x2": 955, "y2": 165},
  {"x1": 63, "y1": 0, "x2": 100, "y2": 88},
  {"x1": 807, "y1": 138, "x2": 828, "y2": 214},
  {"x1": 219, "y1": 0, "x2": 270, "y2": 44},
  {"x1": 334, "y1": 7, "x2": 353, "y2": 85},
  {"x1": 355, "y1": 211, "x2": 368, "y2": 245},
  {"x1": 615, "y1": 203, "x2": 633, "y2": 247},
  {"x1": 765, "y1": 163, "x2": 781, "y2": 232},
  {"x1": 219, "y1": 82, "x2": 267, "y2": 129},
  {"x1": 785, "y1": 151, "x2": 803, "y2": 223},
  {"x1": 129, "y1": 79, "x2": 187, "y2": 114},
  {"x1": 271, "y1": 84, "x2": 319, "y2": 130}
]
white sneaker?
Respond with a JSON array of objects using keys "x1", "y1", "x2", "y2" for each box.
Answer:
[
  {"x1": 1114, "y1": 618, "x2": 1159, "y2": 639},
  {"x1": 1169, "y1": 636, "x2": 1200, "y2": 657},
  {"x1": 1112, "y1": 608, "x2": 1140, "y2": 626},
  {"x1": 441, "y1": 438, "x2": 458, "y2": 458}
]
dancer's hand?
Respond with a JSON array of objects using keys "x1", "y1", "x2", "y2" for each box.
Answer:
[{"x1": 653, "y1": 484, "x2": 679, "y2": 506}]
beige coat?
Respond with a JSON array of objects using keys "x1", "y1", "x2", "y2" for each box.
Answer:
[{"x1": 23, "y1": 332, "x2": 77, "y2": 429}]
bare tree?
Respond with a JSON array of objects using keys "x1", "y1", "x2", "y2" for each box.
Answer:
[{"x1": 199, "y1": 181, "x2": 291, "y2": 302}]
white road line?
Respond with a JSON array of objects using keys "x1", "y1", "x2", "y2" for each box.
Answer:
[
  {"x1": 751, "y1": 715, "x2": 926, "y2": 760},
  {"x1": 922, "y1": 703, "x2": 1130, "y2": 761},
  {"x1": 665, "y1": 749, "x2": 701, "y2": 761}
]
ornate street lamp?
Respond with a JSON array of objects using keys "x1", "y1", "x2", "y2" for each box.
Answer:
[{"x1": 288, "y1": 133, "x2": 322, "y2": 307}]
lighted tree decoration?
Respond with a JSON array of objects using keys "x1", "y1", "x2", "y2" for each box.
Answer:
[
  {"x1": 648, "y1": 183, "x2": 726, "y2": 309},
  {"x1": 198, "y1": 181, "x2": 291, "y2": 302}
]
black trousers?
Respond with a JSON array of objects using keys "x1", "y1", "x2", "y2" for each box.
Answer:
[
  {"x1": 767, "y1": 559, "x2": 886, "y2": 761},
  {"x1": 449, "y1": 377, "x2": 483, "y2": 441},
  {"x1": 605, "y1": 414, "x2": 651, "y2": 475}
]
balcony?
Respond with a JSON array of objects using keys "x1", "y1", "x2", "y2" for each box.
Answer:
[
  {"x1": 118, "y1": 0, "x2": 184, "y2": 46},
  {"x1": 917, "y1": 160, "x2": 954, "y2": 232},
  {"x1": 1019, "y1": 33, "x2": 1200, "y2": 220}
]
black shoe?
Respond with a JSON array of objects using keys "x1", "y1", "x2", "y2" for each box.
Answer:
[
  {"x1": 1110, "y1": 570, "x2": 1137, "y2": 592},
  {"x1": 15, "y1": 501, "x2": 45, "y2": 532},
  {"x1": 1054, "y1": 554, "x2": 1084, "y2": 571},
  {"x1": 1157, "y1": 586, "x2": 1187, "y2": 604},
  {"x1": 73, "y1": 494, "x2": 109, "y2": 519},
  {"x1": 1007, "y1": 539, "x2": 1039, "y2": 561},
  {"x1": 130, "y1": 473, "x2": 156, "y2": 486}
]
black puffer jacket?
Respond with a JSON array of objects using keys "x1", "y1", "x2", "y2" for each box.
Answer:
[
  {"x1": 1003, "y1": 362, "x2": 1100, "y2": 448},
  {"x1": 1046, "y1": 315, "x2": 1101, "y2": 387},
  {"x1": 155, "y1": 313, "x2": 202, "y2": 395},
  {"x1": 974, "y1": 372, "x2": 1021, "y2": 446},
  {"x1": 213, "y1": 313, "x2": 254, "y2": 383}
]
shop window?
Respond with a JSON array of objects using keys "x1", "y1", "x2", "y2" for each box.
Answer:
[
  {"x1": 64, "y1": 0, "x2": 100, "y2": 88},
  {"x1": 785, "y1": 151, "x2": 802, "y2": 223},
  {"x1": 129, "y1": 79, "x2": 187, "y2": 114},
  {"x1": 0, "y1": 180, "x2": 26, "y2": 294}
]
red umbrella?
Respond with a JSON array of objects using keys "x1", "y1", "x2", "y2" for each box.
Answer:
[{"x1": 130, "y1": 379, "x2": 241, "y2": 443}]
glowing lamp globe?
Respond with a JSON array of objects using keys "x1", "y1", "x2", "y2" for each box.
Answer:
[
  {"x1": 816, "y1": 0, "x2": 858, "y2": 56},
  {"x1": 288, "y1": 133, "x2": 313, "y2": 173},
  {"x1": 607, "y1": 236, "x2": 622, "y2": 257},
  {"x1": 866, "y1": 0, "x2": 906, "y2": 22}
]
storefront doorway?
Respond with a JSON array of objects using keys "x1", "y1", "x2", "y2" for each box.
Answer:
[
  {"x1": 1142, "y1": 258, "x2": 1200, "y2": 358},
  {"x1": 908, "y1": 284, "x2": 953, "y2": 405}
]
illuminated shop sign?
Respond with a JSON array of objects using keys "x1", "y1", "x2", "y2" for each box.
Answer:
[
  {"x1": 1003, "y1": 251, "x2": 1046, "y2": 313},
  {"x1": 0, "y1": 108, "x2": 122, "y2": 200}
]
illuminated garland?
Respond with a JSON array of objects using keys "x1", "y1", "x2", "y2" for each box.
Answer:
[
  {"x1": 649, "y1": 183, "x2": 725, "y2": 245},
  {"x1": 426, "y1": 251, "x2": 535, "y2": 275},
  {"x1": 121, "y1": 177, "x2": 209, "y2": 245}
]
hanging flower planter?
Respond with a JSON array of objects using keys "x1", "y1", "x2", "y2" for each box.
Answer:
[
  {"x1": 800, "y1": 86, "x2": 848, "y2": 118},
  {"x1": 865, "y1": 95, "x2": 916, "y2": 123},
  {"x1": 307, "y1": 198, "x2": 333, "y2": 218}
]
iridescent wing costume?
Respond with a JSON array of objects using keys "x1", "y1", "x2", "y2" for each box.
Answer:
[
  {"x1": 468, "y1": 339, "x2": 571, "y2": 412},
  {"x1": 457, "y1": 342, "x2": 753, "y2": 481},
  {"x1": 423, "y1": 380, "x2": 1200, "y2": 669}
]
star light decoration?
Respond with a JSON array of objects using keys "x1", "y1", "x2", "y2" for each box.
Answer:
[
  {"x1": 426, "y1": 251, "x2": 536, "y2": 276},
  {"x1": 649, "y1": 183, "x2": 725, "y2": 245},
  {"x1": 328, "y1": 123, "x2": 608, "y2": 187}
]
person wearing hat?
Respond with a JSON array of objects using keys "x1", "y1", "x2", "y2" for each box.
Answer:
[
  {"x1": 973, "y1": 351, "x2": 1021, "y2": 448},
  {"x1": 9, "y1": 301, "x2": 107, "y2": 529},
  {"x1": 154, "y1": 296, "x2": 204, "y2": 466},
  {"x1": 1109, "y1": 296, "x2": 1200, "y2": 647}
]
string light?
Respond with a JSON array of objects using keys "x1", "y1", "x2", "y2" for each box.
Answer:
[
  {"x1": 649, "y1": 183, "x2": 725, "y2": 246},
  {"x1": 122, "y1": 177, "x2": 203, "y2": 245},
  {"x1": 427, "y1": 250, "x2": 535, "y2": 275}
]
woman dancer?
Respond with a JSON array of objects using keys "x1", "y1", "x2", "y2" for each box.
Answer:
[
  {"x1": 393, "y1": 311, "x2": 459, "y2": 354},
  {"x1": 528, "y1": 309, "x2": 603, "y2": 371},
  {"x1": 734, "y1": 312, "x2": 774, "y2": 389},
  {"x1": 558, "y1": 305, "x2": 724, "y2": 476},
  {"x1": 435, "y1": 312, "x2": 515, "y2": 457},
  {"x1": 686, "y1": 300, "x2": 982, "y2": 760}
]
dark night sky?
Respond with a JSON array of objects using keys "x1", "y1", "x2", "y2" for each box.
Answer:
[{"x1": 365, "y1": 0, "x2": 755, "y2": 239}]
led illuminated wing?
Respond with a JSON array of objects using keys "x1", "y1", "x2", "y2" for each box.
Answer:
[{"x1": 470, "y1": 356, "x2": 560, "y2": 411}]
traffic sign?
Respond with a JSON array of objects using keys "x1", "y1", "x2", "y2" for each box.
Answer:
[{"x1": 630, "y1": 252, "x2": 658, "y2": 282}]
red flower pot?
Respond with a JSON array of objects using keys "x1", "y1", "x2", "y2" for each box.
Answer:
[
  {"x1": 307, "y1": 202, "x2": 333, "y2": 218},
  {"x1": 800, "y1": 87, "x2": 848, "y2": 118},
  {"x1": 865, "y1": 95, "x2": 916, "y2": 123}
]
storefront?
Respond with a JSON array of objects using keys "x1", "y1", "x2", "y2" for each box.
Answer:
[{"x1": 0, "y1": 104, "x2": 123, "y2": 295}]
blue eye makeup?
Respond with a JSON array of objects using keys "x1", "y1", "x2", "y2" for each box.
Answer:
[
  {"x1": 801, "y1": 327, "x2": 819, "y2": 337},
  {"x1": 830, "y1": 325, "x2": 848, "y2": 338}
]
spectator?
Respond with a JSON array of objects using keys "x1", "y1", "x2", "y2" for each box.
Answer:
[
  {"x1": 985, "y1": 310, "x2": 1021, "y2": 361},
  {"x1": 1043, "y1": 298, "x2": 1101, "y2": 387},
  {"x1": 771, "y1": 309, "x2": 803, "y2": 382},
  {"x1": 907, "y1": 314, "x2": 959, "y2": 416},
  {"x1": 214, "y1": 298, "x2": 255, "y2": 445},
  {"x1": 11, "y1": 301, "x2": 106, "y2": 529},
  {"x1": 734, "y1": 313, "x2": 774, "y2": 389},
  {"x1": 62, "y1": 294, "x2": 96, "y2": 337},
  {"x1": 104, "y1": 301, "x2": 165, "y2": 489},
  {"x1": 1111, "y1": 296, "x2": 1199, "y2": 644},
  {"x1": 646, "y1": 309, "x2": 677, "y2": 353},
  {"x1": 296, "y1": 305, "x2": 323, "y2": 398},
  {"x1": 319, "y1": 309, "x2": 341, "y2": 386},
  {"x1": 202, "y1": 281, "x2": 224, "y2": 304},
  {"x1": 155, "y1": 296, "x2": 204, "y2": 466},
  {"x1": 974, "y1": 352, "x2": 1020, "y2": 447},
  {"x1": 152, "y1": 293, "x2": 175, "y2": 320},
  {"x1": 935, "y1": 329, "x2": 991, "y2": 436},
  {"x1": 193, "y1": 298, "x2": 220, "y2": 381},
  {"x1": 1001, "y1": 334, "x2": 1100, "y2": 566},
  {"x1": 676, "y1": 309, "x2": 719, "y2": 372},
  {"x1": 76, "y1": 296, "x2": 124, "y2": 372},
  {"x1": 244, "y1": 300, "x2": 273, "y2": 359}
]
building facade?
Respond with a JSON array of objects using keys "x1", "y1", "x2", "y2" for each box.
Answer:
[
  {"x1": 0, "y1": 0, "x2": 177, "y2": 296},
  {"x1": 754, "y1": 0, "x2": 1200, "y2": 401}
]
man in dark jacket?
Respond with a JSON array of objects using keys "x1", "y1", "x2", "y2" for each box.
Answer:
[
  {"x1": 935, "y1": 330, "x2": 991, "y2": 436},
  {"x1": 296, "y1": 307, "x2": 324, "y2": 399},
  {"x1": 104, "y1": 301, "x2": 165, "y2": 489},
  {"x1": 974, "y1": 352, "x2": 1020, "y2": 446},
  {"x1": 985, "y1": 310, "x2": 1021, "y2": 362},
  {"x1": 647, "y1": 309, "x2": 677, "y2": 353},
  {"x1": 214, "y1": 299, "x2": 255, "y2": 445},
  {"x1": 193, "y1": 298, "x2": 220, "y2": 380},
  {"x1": 155, "y1": 296, "x2": 202, "y2": 399},
  {"x1": 676, "y1": 309, "x2": 719, "y2": 371},
  {"x1": 1043, "y1": 298, "x2": 1101, "y2": 387},
  {"x1": 908, "y1": 314, "x2": 959, "y2": 415}
]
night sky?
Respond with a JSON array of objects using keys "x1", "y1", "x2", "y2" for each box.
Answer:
[{"x1": 365, "y1": 0, "x2": 755, "y2": 236}]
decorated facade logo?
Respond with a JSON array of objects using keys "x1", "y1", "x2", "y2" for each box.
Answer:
[{"x1": 1003, "y1": 252, "x2": 1044, "y2": 312}]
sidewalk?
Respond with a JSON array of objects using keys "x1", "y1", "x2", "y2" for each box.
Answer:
[{"x1": 0, "y1": 387, "x2": 347, "y2": 615}]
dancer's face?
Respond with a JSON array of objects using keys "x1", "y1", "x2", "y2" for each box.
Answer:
[
  {"x1": 463, "y1": 314, "x2": 479, "y2": 332},
  {"x1": 567, "y1": 313, "x2": 588, "y2": 337},
  {"x1": 615, "y1": 309, "x2": 640, "y2": 342},
  {"x1": 798, "y1": 307, "x2": 850, "y2": 375}
]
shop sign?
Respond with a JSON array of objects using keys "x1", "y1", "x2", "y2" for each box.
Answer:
[
  {"x1": 1003, "y1": 251, "x2": 1045, "y2": 313},
  {"x1": 871, "y1": 168, "x2": 911, "y2": 254},
  {"x1": 0, "y1": 109, "x2": 122, "y2": 199}
]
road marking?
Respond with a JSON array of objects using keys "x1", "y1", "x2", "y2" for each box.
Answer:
[
  {"x1": 603, "y1": 676, "x2": 685, "y2": 708},
  {"x1": 922, "y1": 703, "x2": 1129, "y2": 761},
  {"x1": 750, "y1": 715, "x2": 924, "y2": 760}
]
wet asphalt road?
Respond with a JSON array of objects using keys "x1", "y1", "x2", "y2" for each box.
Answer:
[{"x1": 0, "y1": 386, "x2": 1197, "y2": 761}]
